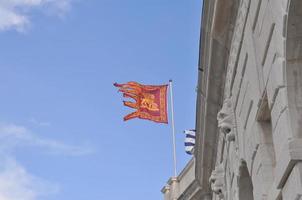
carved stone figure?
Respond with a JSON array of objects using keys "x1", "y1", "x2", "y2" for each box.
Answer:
[
  {"x1": 209, "y1": 163, "x2": 225, "y2": 199},
  {"x1": 217, "y1": 98, "x2": 236, "y2": 141}
]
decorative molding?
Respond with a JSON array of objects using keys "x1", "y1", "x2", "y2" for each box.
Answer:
[{"x1": 225, "y1": 0, "x2": 251, "y2": 97}]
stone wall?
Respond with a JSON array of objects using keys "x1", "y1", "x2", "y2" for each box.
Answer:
[
  {"x1": 161, "y1": 0, "x2": 302, "y2": 199},
  {"x1": 161, "y1": 159, "x2": 198, "y2": 200},
  {"x1": 210, "y1": 0, "x2": 302, "y2": 199}
]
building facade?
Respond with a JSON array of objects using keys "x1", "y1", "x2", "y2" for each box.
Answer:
[{"x1": 162, "y1": 0, "x2": 302, "y2": 199}]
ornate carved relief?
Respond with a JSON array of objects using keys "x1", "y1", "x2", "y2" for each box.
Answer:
[
  {"x1": 217, "y1": 98, "x2": 236, "y2": 142},
  {"x1": 225, "y1": 0, "x2": 251, "y2": 97},
  {"x1": 209, "y1": 163, "x2": 226, "y2": 199}
]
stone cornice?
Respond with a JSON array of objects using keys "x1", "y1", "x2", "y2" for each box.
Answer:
[{"x1": 195, "y1": 0, "x2": 240, "y2": 199}]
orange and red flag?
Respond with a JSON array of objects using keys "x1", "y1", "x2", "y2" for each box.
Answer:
[{"x1": 114, "y1": 81, "x2": 168, "y2": 123}]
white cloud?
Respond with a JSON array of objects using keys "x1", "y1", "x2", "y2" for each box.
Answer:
[
  {"x1": 29, "y1": 118, "x2": 51, "y2": 127},
  {"x1": 0, "y1": 122, "x2": 94, "y2": 200},
  {"x1": 0, "y1": 156, "x2": 59, "y2": 200},
  {"x1": 0, "y1": 0, "x2": 72, "y2": 32},
  {"x1": 0, "y1": 123, "x2": 94, "y2": 156}
]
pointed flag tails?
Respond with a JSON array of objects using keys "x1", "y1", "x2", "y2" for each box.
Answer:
[
  {"x1": 184, "y1": 130, "x2": 196, "y2": 155},
  {"x1": 114, "y1": 81, "x2": 168, "y2": 123}
]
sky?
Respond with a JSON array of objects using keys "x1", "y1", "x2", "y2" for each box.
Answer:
[{"x1": 0, "y1": 0, "x2": 202, "y2": 199}]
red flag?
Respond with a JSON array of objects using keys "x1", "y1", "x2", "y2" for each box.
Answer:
[{"x1": 114, "y1": 81, "x2": 168, "y2": 123}]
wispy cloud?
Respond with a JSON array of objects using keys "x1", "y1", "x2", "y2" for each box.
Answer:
[
  {"x1": 0, "y1": 122, "x2": 94, "y2": 200},
  {"x1": 0, "y1": 0, "x2": 72, "y2": 32},
  {"x1": 29, "y1": 118, "x2": 51, "y2": 127},
  {"x1": 0, "y1": 123, "x2": 94, "y2": 156},
  {"x1": 0, "y1": 156, "x2": 59, "y2": 200}
]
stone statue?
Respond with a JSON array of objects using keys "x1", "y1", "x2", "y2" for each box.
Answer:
[
  {"x1": 209, "y1": 163, "x2": 225, "y2": 199},
  {"x1": 217, "y1": 98, "x2": 236, "y2": 142}
]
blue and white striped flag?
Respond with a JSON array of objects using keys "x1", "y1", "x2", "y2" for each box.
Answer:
[{"x1": 184, "y1": 130, "x2": 196, "y2": 155}]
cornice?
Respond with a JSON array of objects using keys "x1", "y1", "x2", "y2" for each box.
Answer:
[{"x1": 195, "y1": 0, "x2": 241, "y2": 198}]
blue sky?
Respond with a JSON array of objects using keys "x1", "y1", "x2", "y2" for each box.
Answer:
[{"x1": 0, "y1": 0, "x2": 202, "y2": 199}]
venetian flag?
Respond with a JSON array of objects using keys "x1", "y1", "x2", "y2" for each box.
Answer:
[
  {"x1": 114, "y1": 81, "x2": 168, "y2": 123},
  {"x1": 184, "y1": 130, "x2": 196, "y2": 155}
]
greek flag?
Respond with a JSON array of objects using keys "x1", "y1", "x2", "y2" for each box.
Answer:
[{"x1": 184, "y1": 130, "x2": 196, "y2": 155}]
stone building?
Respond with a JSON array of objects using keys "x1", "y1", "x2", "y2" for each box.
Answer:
[{"x1": 162, "y1": 0, "x2": 302, "y2": 199}]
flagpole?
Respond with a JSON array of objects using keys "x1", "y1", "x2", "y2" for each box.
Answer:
[{"x1": 169, "y1": 79, "x2": 177, "y2": 177}]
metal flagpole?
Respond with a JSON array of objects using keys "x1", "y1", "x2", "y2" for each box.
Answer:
[{"x1": 169, "y1": 79, "x2": 177, "y2": 177}]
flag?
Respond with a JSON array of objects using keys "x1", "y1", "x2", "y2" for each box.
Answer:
[
  {"x1": 184, "y1": 130, "x2": 196, "y2": 155},
  {"x1": 114, "y1": 81, "x2": 168, "y2": 123}
]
